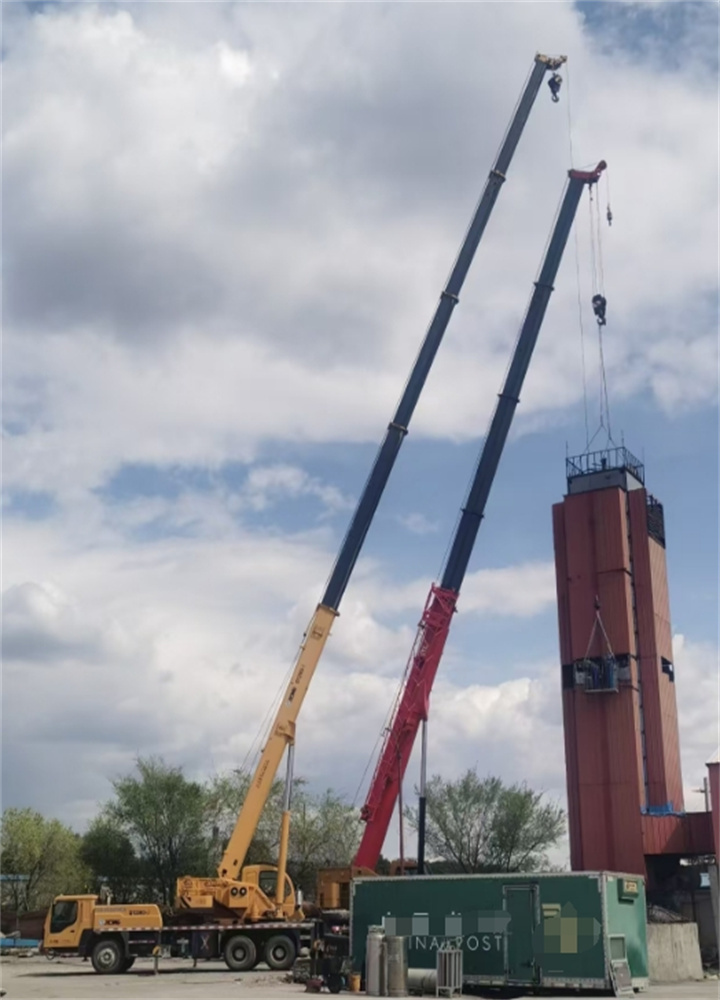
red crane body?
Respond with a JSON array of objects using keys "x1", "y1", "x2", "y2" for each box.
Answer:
[{"x1": 356, "y1": 585, "x2": 457, "y2": 867}]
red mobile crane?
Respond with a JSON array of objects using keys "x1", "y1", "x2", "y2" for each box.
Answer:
[{"x1": 353, "y1": 161, "x2": 607, "y2": 872}]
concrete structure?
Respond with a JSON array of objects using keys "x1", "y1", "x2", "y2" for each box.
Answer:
[
  {"x1": 646, "y1": 923, "x2": 703, "y2": 982},
  {"x1": 552, "y1": 447, "x2": 714, "y2": 885}
]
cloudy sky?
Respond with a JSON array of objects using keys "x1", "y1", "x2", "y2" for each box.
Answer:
[{"x1": 3, "y1": 1, "x2": 718, "y2": 866}]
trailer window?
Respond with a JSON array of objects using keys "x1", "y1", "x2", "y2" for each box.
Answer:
[
  {"x1": 50, "y1": 900, "x2": 78, "y2": 934},
  {"x1": 609, "y1": 935, "x2": 626, "y2": 961}
]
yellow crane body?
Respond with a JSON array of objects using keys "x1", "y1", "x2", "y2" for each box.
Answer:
[{"x1": 177, "y1": 603, "x2": 337, "y2": 915}]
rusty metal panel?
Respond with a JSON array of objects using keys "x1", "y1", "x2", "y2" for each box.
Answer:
[
  {"x1": 642, "y1": 813, "x2": 714, "y2": 856},
  {"x1": 553, "y1": 502, "x2": 573, "y2": 666},
  {"x1": 596, "y1": 570, "x2": 635, "y2": 657},
  {"x1": 628, "y1": 490, "x2": 657, "y2": 659},
  {"x1": 558, "y1": 488, "x2": 645, "y2": 875},
  {"x1": 564, "y1": 493, "x2": 599, "y2": 662},
  {"x1": 649, "y1": 539, "x2": 672, "y2": 634},
  {"x1": 708, "y1": 762, "x2": 720, "y2": 859},
  {"x1": 628, "y1": 491, "x2": 665, "y2": 804},
  {"x1": 629, "y1": 490, "x2": 684, "y2": 811},
  {"x1": 562, "y1": 689, "x2": 585, "y2": 869},
  {"x1": 647, "y1": 537, "x2": 683, "y2": 809},
  {"x1": 563, "y1": 490, "x2": 633, "y2": 661},
  {"x1": 593, "y1": 488, "x2": 630, "y2": 573},
  {"x1": 568, "y1": 683, "x2": 645, "y2": 874},
  {"x1": 684, "y1": 811, "x2": 715, "y2": 853}
]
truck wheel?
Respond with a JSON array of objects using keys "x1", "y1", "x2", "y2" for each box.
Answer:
[
  {"x1": 122, "y1": 957, "x2": 136, "y2": 971},
  {"x1": 263, "y1": 934, "x2": 297, "y2": 971},
  {"x1": 91, "y1": 938, "x2": 124, "y2": 974},
  {"x1": 224, "y1": 933, "x2": 258, "y2": 972}
]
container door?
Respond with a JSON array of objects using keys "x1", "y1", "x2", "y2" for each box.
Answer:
[{"x1": 504, "y1": 885, "x2": 537, "y2": 984}]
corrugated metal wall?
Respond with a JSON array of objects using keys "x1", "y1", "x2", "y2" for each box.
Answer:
[
  {"x1": 627, "y1": 491, "x2": 684, "y2": 811},
  {"x1": 554, "y1": 470, "x2": 711, "y2": 884},
  {"x1": 708, "y1": 762, "x2": 720, "y2": 859},
  {"x1": 641, "y1": 812, "x2": 713, "y2": 856},
  {"x1": 553, "y1": 486, "x2": 645, "y2": 875}
]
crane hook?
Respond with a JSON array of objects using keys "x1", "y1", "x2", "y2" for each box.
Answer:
[
  {"x1": 592, "y1": 294, "x2": 607, "y2": 327},
  {"x1": 548, "y1": 73, "x2": 562, "y2": 103},
  {"x1": 606, "y1": 205, "x2": 613, "y2": 227}
]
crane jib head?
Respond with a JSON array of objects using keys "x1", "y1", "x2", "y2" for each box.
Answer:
[
  {"x1": 535, "y1": 53, "x2": 568, "y2": 70},
  {"x1": 568, "y1": 161, "x2": 607, "y2": 185}
]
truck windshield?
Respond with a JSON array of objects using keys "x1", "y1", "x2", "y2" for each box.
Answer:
[{"x1": 50, "y1": 900, "x2": 78, "y2": 934}]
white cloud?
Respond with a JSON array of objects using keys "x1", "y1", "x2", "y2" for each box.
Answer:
[
  {"x1": 397, "y1": 513, "x2": 439, "y2": 536},
  {"x1": 673, "y1": 633, "x2": 720, "y2": 811},
  {"x1": 2, "y1": 3, "x2": 717, "y2": 500},
  {"x1": 380, "y1": 561, "x2": 557, "y2": 620},
  {"x1": 1, "y1": 2, "x2": 717, "y2": 866},
  {"x1": 242, "y1": 464, "x2": 353, "y2": 515}
]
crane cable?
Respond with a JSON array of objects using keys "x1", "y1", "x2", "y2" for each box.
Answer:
[
  {"x1": 236, "y1": 645, "x2": 297, "y2": 779},
  {"x1": 565, "y1": 64, "x2": 591, "y2": 451},
  {"x1": 580, "y1": 172, "x2": 614, "y2": 451},
  {"x1": 563, "y1": 62, "x2": 615, "y2": 453},
  {"x1": 591, "y1": 183, "x2": 614, "y2": 444}
]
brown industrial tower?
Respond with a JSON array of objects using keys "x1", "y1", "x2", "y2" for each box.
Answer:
[{"x1": 552, "y1": 446, "x2": 712, "y2": 885}]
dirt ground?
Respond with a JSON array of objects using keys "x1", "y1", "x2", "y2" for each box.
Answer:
[{"x1": 1, "y1": 957, "x2": 718, "y2": 1000}]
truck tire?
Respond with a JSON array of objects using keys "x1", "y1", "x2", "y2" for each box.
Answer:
[
  {"x1": 224, "y1": 933, "x2": 257, "y2": 972},
  {"x1": 263, "y1": 934, "x2": 296, "y2": 971},
  {"x1": 91, "y1": 938, "x2": 125, "y2": 974},
  {"x1": 122, "y1": 957, "x2": 136, "y2": 971}
]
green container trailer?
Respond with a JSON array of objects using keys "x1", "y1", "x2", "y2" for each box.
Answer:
[{"x1": 351, "y1": 871, "x2": 648, "y2": 993}]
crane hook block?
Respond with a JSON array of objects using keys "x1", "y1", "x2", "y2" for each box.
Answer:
[
  {"x1": 548, "y1": 73, "x2": 562, "y2": 103},
  {"x1": 592, "y1": 294, "x2": 607, "y2": 327},
  {"x1": 606, "y1": 205, "x2": 613, "y2": 227}
]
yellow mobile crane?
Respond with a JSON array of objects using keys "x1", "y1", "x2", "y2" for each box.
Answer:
[{"x1": 176, "y1": 51, "x2": 566, "y2": 919}]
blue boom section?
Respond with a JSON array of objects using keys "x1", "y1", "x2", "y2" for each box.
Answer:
[
  {"x1": 322, "y1": 55, "x2": 563, "y2": 611},
  {"x1": 440, "y1": 165, "x2": 605, "y2": 594}
]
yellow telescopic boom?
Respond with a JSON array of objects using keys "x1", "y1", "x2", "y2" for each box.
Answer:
[{"x1": 218, "y1": 604, "x2": 336, "y2": 880}]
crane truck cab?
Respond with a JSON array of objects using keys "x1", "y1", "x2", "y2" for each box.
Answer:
[
  {"x1": 43, "y1": 888, "x2": 312, "y2": 974},
  {"x1": 43, "y1": 895, "x2": 162, "y2": 973}
]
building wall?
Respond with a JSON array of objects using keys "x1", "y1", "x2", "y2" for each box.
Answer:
[
  {"x1": 553, "y1": 489, "x2": 645, "y2": 875},
  {"x1": 708, "y1": 761, "x2": 720, "y2": 860},
  {"x1": 627, "y1": 490, "x2": 684, "y2": 811},
  {"x1": 554, "y1": 476, "x2": 687, "y2": 877}
]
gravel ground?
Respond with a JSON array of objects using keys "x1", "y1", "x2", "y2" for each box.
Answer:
[{"x1": 1, "y1": 957, "x2": 718, "y2": 1000}]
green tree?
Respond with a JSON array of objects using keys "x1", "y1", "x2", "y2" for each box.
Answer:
[
  {"x1": 206, "y1": 771, "x2": 361, "y2": 898},
  {"x1": 80, "y1": 817, "x2": 142, "y2": 902},
  {"x1": 405, "y1": 769, "x2": 564, "y2": 873},
  {"x1": 288, "y1": 788, "x2": 362, "y2": 897},
  {"x1": 0, "y1": 808, "x2": 88, "y2": 913},
  {"x1": 105, "y1": 757, "x2": 212, "y2": 905},
  {"x1": 205, "y1": 770, "x2": 286, "y2": 868}
]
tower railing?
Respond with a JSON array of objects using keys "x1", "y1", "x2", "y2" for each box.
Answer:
[{"x1": 566, "y1": 446, "x2": 644, "y2": 484}]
